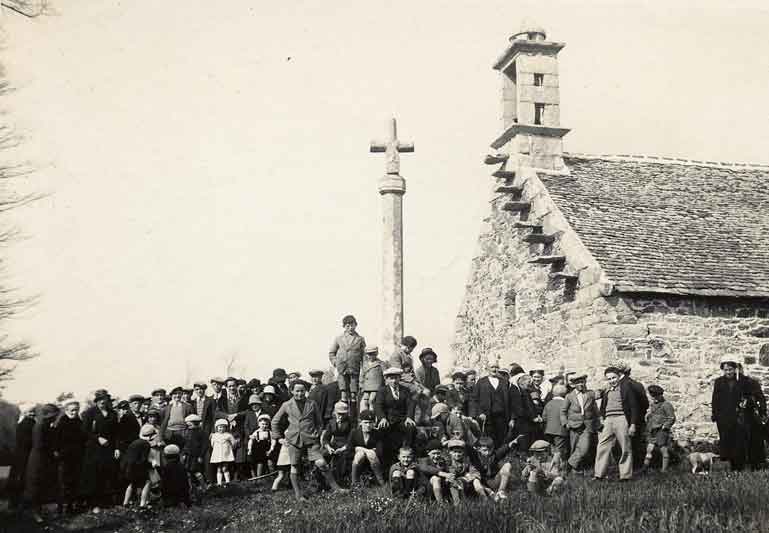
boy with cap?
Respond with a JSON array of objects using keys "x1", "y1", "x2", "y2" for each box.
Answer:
[
  {"x1": 182, "y1": 414, "x2": 208, "y2": 490},
  {"x1": 347, "y1": 410, "x2": 385, "y2": 486},
  {"x1": 128, "y1": 394, "x2": 145, "y2": 425},
  {"x1": 360, "y1": 346, "x2": 385, "y2": 413},
  {"x1": 271, "y1": 380, "x2": 345, "y2": 500},
  {"x1": 521, "y1": 440, "x2": 566, "y2": 495},
  {"x1": 329, "y1": 315, "x2": 366, "y2": 407},
  {"x1": 444, "y1": 439, "x2": 485, "y2": 505},
  {"x1": 160, "y1": 444, "x2": 192, "y2": 508},
  {"x1": 150, "y1": 388, "x2": 168, "y2": 414},
  {"x1": 643, "y1": 385, "x2": 676, "y2": 472},
  {"x1": 307, "y1": 369, "x2": 326, "y2": 407},
  {"x1": 561, "y1": 373, "x2": 599, "y2": 474},
  {"x1": 415, "y1": 439, "x2": 450, "y2": 501},
  {"x1": 321, "y1": 401, "x2": 353, "y2": 481},
  {"x1": 121, "y1": 424, "x2": 157, "y2": 508}
]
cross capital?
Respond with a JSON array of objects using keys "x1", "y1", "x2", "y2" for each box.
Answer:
[{"x1": 370, "y1": 117, "x2": 414, "y2": 175}]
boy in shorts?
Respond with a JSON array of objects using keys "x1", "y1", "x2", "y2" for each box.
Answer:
[
  {"x1": 329, "y1": 315, "x2": 366, "y2": 406},
  {"x1": 271, "y1": 380, "x2": 346, "y2": 500},
  {"x1": 643, "y1": 385, "x2": 676, "y2": 472}
]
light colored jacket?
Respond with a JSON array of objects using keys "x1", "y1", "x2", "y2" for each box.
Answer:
[
  {"x1": 271, "y1": 398, "x2": 323, "y2": 448},
  {"x1": 360, "y1": 358, "x2": 386, "y2": 392},
  {"x1": 560, "y1": 389, "x2": 599, "y2": 432}
]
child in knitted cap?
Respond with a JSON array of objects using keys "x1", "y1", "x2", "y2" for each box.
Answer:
[
  {"x1": 160, "y1": 444, "x2": 191, "y2": 508},
  {"x1": 210, "y1": 419, "x2": 236, "y2": 486},
  {"x1": 182, "y1": 414, "x2": 208, "y2": 493},
  {"x1": 121, "y1": 424, "x2": 157, "y2": 508},
  {"x1": 521, "y1": 440, "x2": 566, "y2": 496},
  {"x1": 247, "y1": 414, "x2": 272, "y2": 479}
]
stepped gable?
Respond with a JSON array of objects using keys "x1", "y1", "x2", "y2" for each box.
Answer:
[{"x1": 538, "y1": 154, "x2": 769, "y2": 298}]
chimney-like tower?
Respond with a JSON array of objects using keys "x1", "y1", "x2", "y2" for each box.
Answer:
[{"x1": 492, "y1": 23, "x2": 569, "y2": 172}]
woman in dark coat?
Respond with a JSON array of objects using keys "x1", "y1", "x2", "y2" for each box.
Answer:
[
  {"x1": 53, "y1": 399, "x2": 86, "y2": 515},
  {"x1": 712, "y1": 358, "x2": 765, "y2": 471},
  {"x1": 23, "y1": 404, "x2": 60, "y2": 523},
  {"x1": 7, "y1": 404, "x2": 36, "y2": 510},
  {"x1": 79, "y1": 391, "x2": 120, "y2": 513}
]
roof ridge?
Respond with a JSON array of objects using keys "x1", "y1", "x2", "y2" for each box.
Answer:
[{"x1": 563, "y1": 152, "x2": 769, "y2": 171}]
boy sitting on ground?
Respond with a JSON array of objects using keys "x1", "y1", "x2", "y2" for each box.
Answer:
[
  {"x1": 443, "y1": 439, "x2": 486, "y2": 505},
  {"x1": 389, "y1": 447, "x2": 419, "y2": 498},
  {"x1": 521, "y1": 440, "x2": 566, "y2": 496},
  {"x1": 347, "y1": 410, "x2": 386, "y2": 486},
  {"x1": 470, "y1": 436, "x2": 520, "y2": 501}
]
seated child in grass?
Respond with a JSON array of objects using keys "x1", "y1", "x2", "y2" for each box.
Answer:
[
  {"x1": 389, "y1": 447, "x2": 419, "y2": 498},
  {"x1": 443, "y1": 439, "x2": 486, "y2": 505},
  {"x1": 415, "y1": 439, "x2": 450, "y2": 502},
  {"x1": 210, "y1": 418, "x2": 236, "y2": 486},
  {"x1": 321, "y1": 401, "x2": 353, "y2": 482},
  {"x1": 159, "y1": 444, "x2": 192, "y2": 508},
  {"x1": 347, "y1": 410, "x2": 385, "y2": 486},
  {"x1": 247, "y1": 414, "x2": 272, "y2": 479},
  {"x1": 644, "y1": 385, "x2": 676, "y2": 472},
  {"x1": 542, "y1": 384, "x2": 569, "y2": 461},
  {"x1": 521, "y1": 440, "x2": 566, "y2": 496},
  {"x1": 470, "y1": 436, "x2": 519, "y2": 501},
  {"x1": 181, "y1": 414, "x2": 208, "y2": 491},
  {"x1": 121, "y1": 424, "x2": 157, "y2": 508}
]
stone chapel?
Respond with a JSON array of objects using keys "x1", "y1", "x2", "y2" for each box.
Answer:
[{"x1": 452, "y1": 25, "x2": 769, "y2": 440}]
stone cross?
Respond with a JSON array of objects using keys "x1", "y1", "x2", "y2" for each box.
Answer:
[{"x1": 370, "y1": 118, "x2": 414, "y2": 359}]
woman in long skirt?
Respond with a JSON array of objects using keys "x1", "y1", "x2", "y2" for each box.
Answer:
[{"x1": 79, "y1": 390, "x2": 120, "y2": 513}]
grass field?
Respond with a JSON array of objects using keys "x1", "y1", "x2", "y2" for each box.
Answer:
[{"x1": 3, "y1": 459, "x2": 769, "y2": 533}]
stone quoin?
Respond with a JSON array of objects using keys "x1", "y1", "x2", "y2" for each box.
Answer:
[{"x1": 452, "y1": 24, "x2": 769, "y2": 441}]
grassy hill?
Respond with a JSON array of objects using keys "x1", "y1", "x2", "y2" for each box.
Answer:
[{"x1": 3, "y1": 462, "x2": 769, "y2": 532}]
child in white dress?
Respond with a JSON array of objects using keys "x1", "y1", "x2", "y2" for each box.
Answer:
[{"x1": 210, "y1": 419, "x2": 237, "y2": 486}]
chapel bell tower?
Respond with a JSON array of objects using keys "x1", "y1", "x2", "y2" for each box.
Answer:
[{"x1": 491, "y1": 23, "x2": 569, "y2": 172}]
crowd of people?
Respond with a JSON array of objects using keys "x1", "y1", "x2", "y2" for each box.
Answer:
[{"x1": 5, "y1": 315, "x2": 768, "y2": 523}]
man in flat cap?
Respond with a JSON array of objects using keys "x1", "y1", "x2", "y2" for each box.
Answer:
[
  {"x1": 162, "y1": 386, "x2": 194, "y2": 447},
  {"x1": 376, "y1": 367, "x2": 416, "y2": 468},
  {"x1": 192, "y1": 381, "x2": 216, "y2": 436},
  {"x1": 561, "y1": 374, "x2": 599, "y2": 473},
  {"x1": 594, "y1": 366, "x2": 640, "y2": 481}
]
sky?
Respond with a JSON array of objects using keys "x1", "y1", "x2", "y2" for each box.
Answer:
[{"x1": 0, "y1": 1, "x2": 768, "y2": 402}]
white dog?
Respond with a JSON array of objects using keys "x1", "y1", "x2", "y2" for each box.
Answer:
[{"x1": 688, "y1": 452, "x2": 719, "y2": 474}]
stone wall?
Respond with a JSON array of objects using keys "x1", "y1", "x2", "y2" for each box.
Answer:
[{"x1": 453, "y1": 169, "x2": 769, "y2": 441}]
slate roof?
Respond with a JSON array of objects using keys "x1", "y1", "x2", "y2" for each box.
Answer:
[{"x1": 538, "y1": 154, "x2": 769, "y2": 298}]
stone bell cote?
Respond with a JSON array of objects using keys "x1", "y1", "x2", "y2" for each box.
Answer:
[{"x1": 491, "y1": 23, "x2": 570, "y2": 172}]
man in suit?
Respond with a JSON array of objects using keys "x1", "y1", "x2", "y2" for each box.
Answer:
[
  {"x1": 560, "y1": 374, "x2": 599, "y2": 473},
  {"x1": 470, "y1": 362, "x2": 511, "y2": 448},
  {"x1": 618, "y1": 363, "x2": 650, "y2": 469},
  {"x1": 375, "y1": 367, "x2": 416, "y2": 467},
  {"x1": 271, "y1": 368, "x2": 292, "y2": 405},
  {"x1": 191, "y1": 382, "x2": 216, "y2": 435},
  {"x1": 161, "y1": 386, "x2": 195, "y2": 446},
  {"x1": 593, "y1": 366, "x2": 640, "y2": 481},
  {"x1": 271, "y1": 380, "x2": 345, "y2": 501}
]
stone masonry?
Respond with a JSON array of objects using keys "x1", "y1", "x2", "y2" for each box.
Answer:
[{"x1": 452, "y1": 25, "x2": 769, "y2": 442}]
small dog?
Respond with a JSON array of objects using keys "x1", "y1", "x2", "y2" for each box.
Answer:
[{"x1": 688, "y1": 452, "x2": 719, "y2": 475}]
